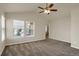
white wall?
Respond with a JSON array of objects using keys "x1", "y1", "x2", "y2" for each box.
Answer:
[
  {"x1": 2, "y1": 7, "x2": 79, "y2": 51},
  {"x1": 71, "y1": 7, "x2": 79, "y2": 49},
  {"x1": 0, "y1": 13, "x2": 5, "y2": 55},
  {"x1": 0, "y1": 14, "x2": 2, "y2": 55},
  {"x1": 49, "y1": 15, "x2": 71, "y2": 43},
  {"x1": 5, "y1": 12, "x2": 47, "y2": 45}
]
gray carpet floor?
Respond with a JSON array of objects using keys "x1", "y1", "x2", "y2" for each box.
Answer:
[{"x1": 1, "y1": 39, "x2": 79, "y2": 56}]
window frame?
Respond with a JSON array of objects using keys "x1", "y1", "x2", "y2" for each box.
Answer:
[
  {"x1": 24, "y1": 21, "x2": 35, "y2": 37},
  {"x1": 13, "y1": 20, "x2": 25, "y2": 38},
  {"x1": 13, "y1": 20, "x2": 35, "y2": 39}
]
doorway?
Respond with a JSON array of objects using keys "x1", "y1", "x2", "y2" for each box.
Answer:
[{"x1": 45, "y1": 24, "x2": 49, "y2": 39}]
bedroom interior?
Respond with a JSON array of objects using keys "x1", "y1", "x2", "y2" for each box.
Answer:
[{"x1": 0, "y1": 3, "x2": 79, "y2": 56}]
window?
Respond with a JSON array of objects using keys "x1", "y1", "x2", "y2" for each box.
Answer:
[
  {"x1": 1, "y1": 15, "x2": 5, "y2": 41},
  {"x1": 25, "y1": 21, "x2": 34, "y2": 36},
  {"x1": 13, "y1": 20, "x2": 24, "y2": 37},
  {"x1": 13, "y1": 20, "x2": 34, "y2": 38}
]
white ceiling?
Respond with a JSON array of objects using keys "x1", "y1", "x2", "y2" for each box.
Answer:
[
  {"x1": 0, "y1": 3, "x2": 79, "y2": 19},
  {"x1": 0, "y1": 3, "x2": 79, "y2": 13}
]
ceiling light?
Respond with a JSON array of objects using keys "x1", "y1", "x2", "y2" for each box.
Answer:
[{"x1": 44, "y1": 9, "x2": 50, "y2": 14}]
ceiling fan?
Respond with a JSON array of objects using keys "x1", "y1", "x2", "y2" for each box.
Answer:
[{"x1": 38, "y1": 3, "x2": 57, "y2": 15}]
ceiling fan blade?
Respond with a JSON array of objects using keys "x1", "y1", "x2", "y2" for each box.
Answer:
[
  {"x1": 38, "y1": 6, "x2": 44, "y2": 10},
  {"x1": 50, "y1": 9, "x2": 57, "y2": 11},
  {"x1": 39, "y1": 11, "x2": 44, "y2": 13},
  {"x1": 49, "y1": 4, "x2": 54, "y2": 8}
]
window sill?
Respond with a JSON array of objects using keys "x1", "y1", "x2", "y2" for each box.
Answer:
[{"x1": 13, "y1": 35, "x2": 34, "y2": 39}]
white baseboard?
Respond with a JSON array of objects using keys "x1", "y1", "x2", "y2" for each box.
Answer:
[
  {"x1": 71, "y1": 44, "x2": 79, "y2": 49},
  {"x1": 6, "y1": 39, "x2": 45, "y2": 46},
  {"x1": 49, "y1": 38, "x2": 70, "y2": 43}
]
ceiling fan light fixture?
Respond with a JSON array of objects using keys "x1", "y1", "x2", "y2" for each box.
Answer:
[
  {"x1": 38, "y1": 3, "x2": 57, "y2": 15},
  {"x1": 44, "y1": 9, "x2": 50, "y2": 14}
]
